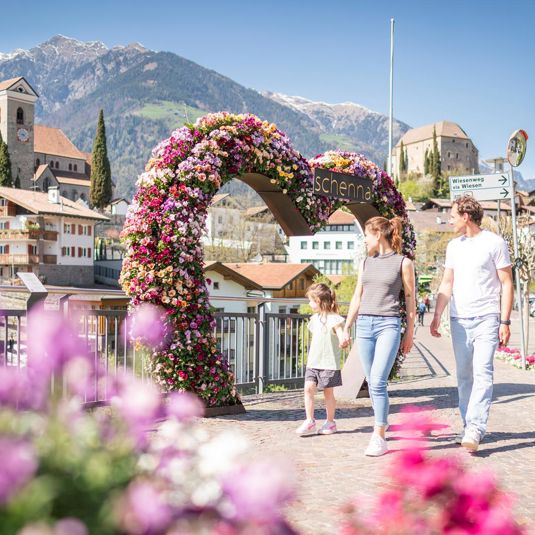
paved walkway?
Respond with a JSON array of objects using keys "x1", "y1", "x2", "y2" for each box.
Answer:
[{"x1": 199, "y1": 323, "x2": 535, "y2": 534}]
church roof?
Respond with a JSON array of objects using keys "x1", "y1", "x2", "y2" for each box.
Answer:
[
  {"x1": 328, "y1": 209, "x2": 356, "y2": 225},
  {"x1": 0, "y1": 77, "x2": 24, "y2": 91},
  {"x1": 396, "y1": 121, "x2": 471, "y2": 147},
  {"x1": 0, "y1": 187, "x2": 108, "y2": 221},
  {"x1": 55, "y1": 176, "x2": 91, "y2": 187},
  {"x1": 34, "y1": 125, "x2": 87, "y2": 160}
]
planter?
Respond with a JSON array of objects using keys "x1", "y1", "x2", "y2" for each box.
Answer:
[{"x1": 204, "y1": 401, "x2": 246, "y2": 417}]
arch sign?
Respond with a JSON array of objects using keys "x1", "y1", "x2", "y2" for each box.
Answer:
[{"x1": 120, "y1": 112, "x2": 415, "y2": 407}]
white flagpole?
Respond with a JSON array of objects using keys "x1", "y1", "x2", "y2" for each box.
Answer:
[{"x1": 388, "y1": 18, "x2": 395, "y2": 179}]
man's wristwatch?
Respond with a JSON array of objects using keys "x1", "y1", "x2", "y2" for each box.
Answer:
[{"x1": 500, "y1": 319, "x2": 511, "y2": 326}]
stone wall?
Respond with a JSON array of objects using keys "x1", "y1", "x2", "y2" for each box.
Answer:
[{"x1": 38, "y1": 264, "x2": 94, "y2": 287}]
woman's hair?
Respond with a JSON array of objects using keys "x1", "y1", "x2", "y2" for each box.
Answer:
[
  {"x1": 365, "y1": 216, "x2": 403, "y2": 253},
  {"x1": 306, "y1": 283, "x2": 338, "y2": 313},
  {"x1": 453, "y1": 195, "x2": 484, "y2": 226}
]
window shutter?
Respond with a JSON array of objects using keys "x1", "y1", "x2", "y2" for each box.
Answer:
[
  {"x1": 88, "y1": 247, "x2": 92, "y2": 258},
  {"x1": 88, "y1": 226, "x2": 92, "y2": 236},
  {"x1": 5, "y1": 244, "x2": 9, "y2": 254},
  {"x1": 78, "y1": 225, "x2": 83, "y2": 235},
  {"x1": 71, "y1": 224, "x2": 75, "y2": 234},
  {"x1": 78, "y1": 247, "x2": 82, "y2": 257},
  {"x1": 5, "y1": 222, "x2": 9, "y2": 230},
  {"x1": 71, "y1": 246, "x2": 75, "y2": 257}
]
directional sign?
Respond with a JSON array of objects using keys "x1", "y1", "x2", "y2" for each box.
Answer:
[{"x1": 449, "y1": 173, "x2": 512, "y2": 202}]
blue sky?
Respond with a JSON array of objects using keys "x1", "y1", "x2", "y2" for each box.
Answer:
[{"x1": 2, "y1": 0, "x2": 535, "y2": 180}]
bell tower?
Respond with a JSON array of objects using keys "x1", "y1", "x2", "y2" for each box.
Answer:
[{"x1": 0, "y1": 77, "x2": 38, "y2": 189}]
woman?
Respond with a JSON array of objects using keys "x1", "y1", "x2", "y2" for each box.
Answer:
[{"x1": 342, "y1": 216, "x2": 415, "y2": 457}]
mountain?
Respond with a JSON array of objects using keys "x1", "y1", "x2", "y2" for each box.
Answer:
[{"x1": 0, "y1": 36, "x2": 408, "y2": 200}]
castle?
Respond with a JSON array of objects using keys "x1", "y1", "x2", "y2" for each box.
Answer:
[{"x1": 0, "y1": 76, "x2": 92, "y2": 202}]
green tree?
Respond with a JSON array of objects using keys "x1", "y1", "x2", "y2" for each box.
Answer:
[
  {"x1": 404, "y1": 147, "x2": 408, "y2": 172},
  {"x1": 424, "y1": 148, "x2": 430, "y2": 175},
  {"x1": 0, "y1": 132, "x2": 13, "y2": 187},
  {"x1": 431, "y1": 126, "x2": 445, "y2": 197},
  {"x1": 90, "y1": 109, "x2": 113, "y2": 209}
]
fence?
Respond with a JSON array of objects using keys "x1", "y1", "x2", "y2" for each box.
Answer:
[{"x1": 0, "y1": 284, "x2": 355, "y2": 404}]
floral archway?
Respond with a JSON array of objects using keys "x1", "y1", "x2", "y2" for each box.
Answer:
[{"x1": 120, "y1": 113, "x2": 415, "y2": 407}]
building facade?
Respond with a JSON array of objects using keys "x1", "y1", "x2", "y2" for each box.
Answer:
[
  {"x1": 286, "y1": 209, "x2": 364, "y2": 275},
  {"x1": 0, "y1": 186, "x2": 108, "y2": 286},
  {"x1": 391, "y1": 121, "x2": 479, "y2": 180},
  {"x1": 0, "y1": 76, "x2": 93, "y2": 201}
]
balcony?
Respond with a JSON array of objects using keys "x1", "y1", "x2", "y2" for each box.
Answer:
[
  {"x1": 0, "y1": 254, "x2": 39, "y2": 265},
  {"x1": 0, "y1": 229, "x2": 58, "y2": 241}
]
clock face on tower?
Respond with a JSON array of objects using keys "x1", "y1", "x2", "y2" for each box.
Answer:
[{"x1": 17, "y1": 128, "x2": 29, "y2": 143}]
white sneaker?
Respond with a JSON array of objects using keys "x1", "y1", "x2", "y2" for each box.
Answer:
[
  {"x1": 295, "y1": 419, "x2": 316, "y2": 435},
  {"x1": 461, "y1": 427, "x2": 481, "y2": 452},
  {"x1": 365, "y1": 434, "x2": 388, "y2": 456}
]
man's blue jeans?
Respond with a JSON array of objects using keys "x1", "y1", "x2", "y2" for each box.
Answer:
[
  {"x1": 356, "y1": 315, "x2": 401, "y2": 426},
  {"x1": 450, "y1": 314, "x2": 500, "y2": 436}
]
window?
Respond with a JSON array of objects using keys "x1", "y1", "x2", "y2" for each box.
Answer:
[
  {"x1": 29, "y1": 245, "x2": 37, "y2": 255},
  {"x1": 466, "y1": 143, "x2": 468, "y2": 148},
  {"x1": 74, "y1": 164, "x2": 78, "y2": 172},
  {"x1": 348, "y1": 241, "x2": 354, "y2": 249},
  {"x1": 452, "y1": 139, "x2": 455, "y2": 143},
  {"x1": 78, "y1": 225, "x2": 83, "y2": 235},
  {"x1": 55, "y1": 161, "x2": 60, "y2": 169},
  {"x1": 0, "y1": 221, "x2": 9, "y2": 229},
  {"x1": 336, "y1": 241, "x2": 342, "y2": 250},
  {"x1": 300, "y1": 241, "x2": 307, "y2": 249},
  {"x1": 35, "y1": 158, "x2": 40, "y2": 167},
  {"x1": 16, "y1": 107, "x2": 24, "y2": 125},
  {"x1": 213, "y1": 282, "x2": 220, "y2": 290},
  {"x1": 324, "y1": 242, "x2": 331, "y2": 250},
  {"x1": 71, "y1": 224, "x2": 75, "y2": 234},
  {"x1": 218, "y1": 216, "x2": 223, "y2": 224},
  {"x1": 0, "y1": 245, "x2": 9, "y2": 254},
  {"x1": 447, "y1": 152, "x2": 451, "y2": 158},
  {"x1": 312, "y1": 241, "x2": 319, "y2": 250},
  {"x1": 69, "y1": 164, "x2": 72, "y2": 171},
  {"x1": 64, "y1": 224, "x2": 71, "y2": 234}
]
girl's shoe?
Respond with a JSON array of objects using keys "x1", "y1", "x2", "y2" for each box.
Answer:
[
  {"x1": 317, "y1": 421, "x2": 337, "y2": 435},
  {"x1": 365, "y1": 434, "x2": 388, "y2": 456},
  {"x1": 295, "y1": 419, "x2": 316, "y2": 435}
]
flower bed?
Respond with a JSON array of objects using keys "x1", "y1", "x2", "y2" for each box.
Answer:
[
  {"x1": 495, "y1": 346, "x2": 535, "y2": 370},
  {"x1": 120, "y1": 113, "x2": 415, "y2": 403}
]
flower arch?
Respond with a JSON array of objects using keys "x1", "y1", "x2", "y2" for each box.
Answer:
[{"x1": 120, "y1": 113, "x2": 415, "y2": 407}]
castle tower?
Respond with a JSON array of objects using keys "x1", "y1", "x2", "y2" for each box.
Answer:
[{"x1": 0, "y1": 77, "x2": 38, "y2": 189}]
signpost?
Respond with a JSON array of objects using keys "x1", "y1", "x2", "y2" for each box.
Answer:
[
  {"x1": 506, "y1": 130, "x2": 528, "y2": 370},
  {"x1": 449, "y1": 173, "x2": 512, "y2": 202}
]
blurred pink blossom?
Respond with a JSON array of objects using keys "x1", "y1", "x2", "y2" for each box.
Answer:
[
  {"x1": 0, "y1": 438, "x2": 38, "y2": 503},
  {"x1": 166, "y1": 391, "x2": 205, "y2": 422}
]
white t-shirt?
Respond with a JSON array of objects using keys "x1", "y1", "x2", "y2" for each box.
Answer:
[
  {"x1": 444, "y1": 230, "x2": 511, "y2": 318},
  {"x1": 307, "y1": 313, "x2": 345, "y2": 370}
]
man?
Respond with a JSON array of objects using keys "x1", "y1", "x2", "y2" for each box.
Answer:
[
  {"x1": 430, "y1": 195, "x2": 513, "y2": 452},
  {"x1": 417, "y1": 300, "x2": 426, "y2": 326}
]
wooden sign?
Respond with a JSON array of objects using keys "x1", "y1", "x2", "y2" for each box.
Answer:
[{"x1": 313, "y1": 168, "x2": 373, "y2": 202}]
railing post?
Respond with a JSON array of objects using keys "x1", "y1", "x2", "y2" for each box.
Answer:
[{"x1": 256, "y1": 302, "x2": 266, "y2": 395}]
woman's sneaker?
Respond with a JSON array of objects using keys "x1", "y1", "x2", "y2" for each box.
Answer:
[
  {"x1": 461, "y1": 427, "x2": 481, "y2": 452},
  {"x1": 295, "y1": 419, "x2": 316, "y2": 435},
  {"x1": 365, "y1": 434, "x2": 388, "y2": 456},
  {"x1": 317, "y1": 421, "x2": 337, "y2": 435}
]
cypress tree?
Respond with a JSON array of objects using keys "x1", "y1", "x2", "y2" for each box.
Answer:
[
  {"x1": 14, "y1": 173, "x2": 20, "y2": 188},
  {"x1": 431, "y1": 126, "x2": 443, "y2": 196},
  {"x1": 399, "y1": 141, "x2": 405, "y2": 178},
  {"x1": 90, "y1": 110, "x2": 113, "y2": 209},
  {"x1": 404, "y1": 147, "x2": 408, "y2": 172},
  {"x1": 424, "y1": 148, "x2": 429, "y2": 175},
  {"x1": 0, "y1": 132, "x2": 13, "y2": 187}
]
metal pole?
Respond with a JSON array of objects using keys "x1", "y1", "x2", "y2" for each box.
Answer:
[
  {"x1": 509, "y1": 164, "x2": 526, "y2": 369},
  {"x1": 388, "y1": 17, "x2": 395, "y2": 179}
]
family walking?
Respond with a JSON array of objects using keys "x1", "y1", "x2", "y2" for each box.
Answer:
[{"x1": 296, "y1": 195, "x2": 513, "y2": 456}]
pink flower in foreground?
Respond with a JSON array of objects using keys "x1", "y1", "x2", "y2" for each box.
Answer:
[
  {"x1": 54, "y1": 518, "x2": 88, "y2": 535},
  {"x1": 222, "y1": 460, "x2": 295, "y2": 524},
  {"x1": 126, "y1": 303, "x2": 169, "y2": 347},
  {"x1": 118, "y1": 480, "x2": 173, "y2": 534},
  {"x1": 0, "y1": 438, "x2": 38, "y2": 503},
  {"x1": 166, "y1": 391, "x2": 204, "y2": 422}
]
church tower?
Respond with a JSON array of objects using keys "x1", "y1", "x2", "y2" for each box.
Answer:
[{"x1": 0, "y1": 77, "x2": 38, "y2": 189}]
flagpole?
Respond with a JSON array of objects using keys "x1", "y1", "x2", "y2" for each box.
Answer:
[{"x1": 388, "y1": 18, "x2": 395, "y2": 180}]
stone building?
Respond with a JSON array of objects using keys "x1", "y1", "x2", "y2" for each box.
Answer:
[
  {"x1": 391, "y1": 121, "x2": 479, "y2": 180},
  {"x1": 0, "y1": 76, "x2": 94, "y2": 201}
]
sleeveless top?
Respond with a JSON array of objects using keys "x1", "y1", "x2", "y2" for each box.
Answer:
[{"x1": 358, "y1": 252, "x2": 404, "y2": 317}]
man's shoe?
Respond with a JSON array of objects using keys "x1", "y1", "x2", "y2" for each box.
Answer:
[
  {"x1": 461, "y1": 427, "x2": 481, "y2": 452},
  {"x1": 295, "y1": 419, "x2": 316, "y2": 435},
  {"x1": 317, "y1": 421, "x2": 337, "y2": 435},
  {"x1": 365, "y1": 434, "x2": 388, "y2": 456}
]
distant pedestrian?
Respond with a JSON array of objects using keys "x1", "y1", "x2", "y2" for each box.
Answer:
[
  {"x1": 430, "y1": 195, "x2": 513, "y2": 452},
  {"x1": 417, "y1": 300, "x2": 426, "y2": 326},
  {"x1": 295, "y1": 283, "x2": 346, "y2": 436},
  {"x1": 424, "y1": 295, "x2": 431, "y2": 312},
  {"x1": 342, "y1": 216, "x2": 416, "y2": 457}
]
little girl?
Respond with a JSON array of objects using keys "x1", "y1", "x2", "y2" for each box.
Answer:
[{"x1": 296, "y1": 283, "x2": 346, "y2": 436}]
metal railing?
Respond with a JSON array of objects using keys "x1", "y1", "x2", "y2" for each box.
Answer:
[{"x1": 0, "y1": 283, "x2": 354, "y2": 402}]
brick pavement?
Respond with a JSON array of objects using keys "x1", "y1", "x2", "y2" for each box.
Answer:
[{"x1": 199, "y1": 322, "x2": 535, "y2": 534}]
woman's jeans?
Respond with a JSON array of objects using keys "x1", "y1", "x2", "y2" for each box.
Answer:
[
  {"x1": 356, "y1": 315, "x2": 401, "y2": 426},
  {"x1": 450, "y1": 314, "x2": 500, "y2": 436}
]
